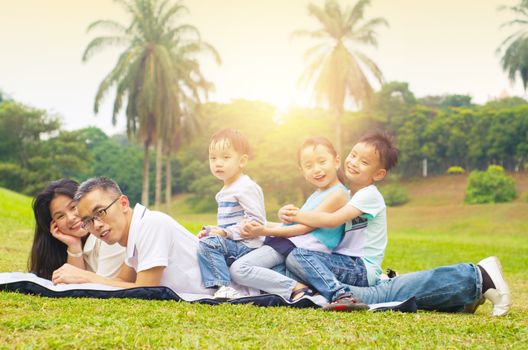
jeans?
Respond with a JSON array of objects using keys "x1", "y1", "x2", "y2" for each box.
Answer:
[
  {"x1": 198, "y1": 236, "x2": 254, "y2": 288},
  {"x1": 287, "y1": 252, "x2": 482, "y2": 311},
  {"x1": 230, "y1": 245, "x2": 298, "y2": 299},
  {"x1": 286, "y1": 248, "x2": 369, "y2": 302}
]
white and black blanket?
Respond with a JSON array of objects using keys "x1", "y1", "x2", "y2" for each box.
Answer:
[{"x1": 0, "y1": 272, "x2": 416, "y2": 312}]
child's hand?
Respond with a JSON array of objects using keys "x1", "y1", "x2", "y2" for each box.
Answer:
[
  {"x1": 208, "y1": 227, "x2": 227, "y2": 237},
  {"x1": 278, "y1": 204, "x2": 298, "y2": 224},
  {"x1": 197, "y1": 226, "x2": 211, "y2": 239},
  {"x1": 241, "y1": 221, "x2": 265, "y2": 239}
]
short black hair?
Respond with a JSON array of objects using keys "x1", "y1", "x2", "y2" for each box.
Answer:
[
  {"x1": 74, "y1": 177, "x2": 122, "y2": 202},
  {"x1": 358, "y1": 132, "x2": 399, "y2": 171}
]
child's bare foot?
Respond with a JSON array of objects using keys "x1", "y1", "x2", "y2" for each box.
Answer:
[{"x1": 290, "y1": 284, "x2": 314, "y2": 301}]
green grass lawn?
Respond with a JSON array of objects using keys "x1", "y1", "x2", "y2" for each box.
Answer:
[{"x1": 1, "y1": 175, "x2": 528, "y2": 349}]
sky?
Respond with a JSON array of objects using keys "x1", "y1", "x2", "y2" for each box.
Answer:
[{"x1": 0, "y1": 0, "x2": 524, "y2": 134}]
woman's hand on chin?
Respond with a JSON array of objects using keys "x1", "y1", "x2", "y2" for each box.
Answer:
[
  {"x1": 52, "y1": 263, "x2": 93, "y2": 285},
  {"x1": 50, "y1": 220, "x2": 83, "y2": 250}
]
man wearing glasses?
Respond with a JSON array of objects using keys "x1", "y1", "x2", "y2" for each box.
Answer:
[{"x1": 51, "y1": 176, "x2": 213, "y2": 296}]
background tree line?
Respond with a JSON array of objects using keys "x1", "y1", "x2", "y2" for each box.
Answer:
[
  {"x1": 1, "y1": 85, "x2": 526, "y2": 212},
  {"x1": 0, "y1": 98, "x2": 144, "y2": 204},
  {"x1": 3, "y1": 0, "x2": 528, "y2": 212}
]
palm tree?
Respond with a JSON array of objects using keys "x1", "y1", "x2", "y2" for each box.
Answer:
[
  {"x1": 163, "y1": 102, "x2": 202, "y2": 212},
  {"x1": 294, "y1": 0, "x2": 388, "y2": 154},
  {"x1": 158, "y1": 38, "x2": 218, "y2": 210},
  {"x1": 82, "y1": 0, "x2": 219, "y2": 207},
  {"x1": 498, "y1": 0, "x2": 528, "y2": 91}
]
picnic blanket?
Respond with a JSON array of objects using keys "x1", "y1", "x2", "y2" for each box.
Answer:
[{"x1": 0, "y1": 272, "x2": 417, "y2": 312}]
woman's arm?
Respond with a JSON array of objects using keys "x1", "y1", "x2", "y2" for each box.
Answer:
[
  {"x1": 66, "y1": 252, "x2": 85, "y2": 270},
  {"x1": 50, "y1": 220, "x2": 86, "y2": 270}
]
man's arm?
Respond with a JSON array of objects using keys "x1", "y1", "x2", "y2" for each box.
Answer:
[
  {"x1": 65, "y1": 253, "x2": 86, "y2": 270},
  {"x1": 51, "y1": 263, "x2": 165, "y2": 288}
]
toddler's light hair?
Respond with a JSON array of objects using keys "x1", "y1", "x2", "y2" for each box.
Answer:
[{"x1": 209, "y1": 128, "x2": 251, "y2": 157}]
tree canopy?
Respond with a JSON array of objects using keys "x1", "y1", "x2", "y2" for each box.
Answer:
[
  {"x1": 294, "y1": 0, "x2": 388, "y2": 154},
  {"x1": 83, "y1": 0, "x2": 219, "y2": 206}
]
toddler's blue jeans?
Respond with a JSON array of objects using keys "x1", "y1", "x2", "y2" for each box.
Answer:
[{"x1": 198, "y1": 236, "x2": 253, "y2": 288}]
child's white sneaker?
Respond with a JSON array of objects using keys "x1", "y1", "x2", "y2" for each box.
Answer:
[
  {"x1": 478, "y1": 256, "x2": 511, "y2": 316},
  {"x1": 213, "y1": 285, "x2": 243, "y2": 301}
]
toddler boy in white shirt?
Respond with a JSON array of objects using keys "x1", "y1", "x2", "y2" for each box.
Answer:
[{"x1": 197, "y1": 129, "x2": 266, "y2": 300}]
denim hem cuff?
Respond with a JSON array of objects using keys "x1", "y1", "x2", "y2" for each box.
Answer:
[
  {"x1": 332, "y1": 291, "x2": 352, "y2": 302},
  {"x1": 204, "y1": 281, "x2": 230, "y2": 288},
  {"x1": 472, "y1": 263, "x2": 483, "y2": 300}
]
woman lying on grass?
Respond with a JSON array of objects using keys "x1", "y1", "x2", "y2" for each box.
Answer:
[{"x1": 28, "y1": 179, "x2": 125, "y2": 280}]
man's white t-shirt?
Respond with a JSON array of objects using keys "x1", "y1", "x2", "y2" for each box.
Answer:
[
  {"x1": 333, "y1": 185, "x2": 387, "y2": 286},
  {"x1": 83, "y1": 234, "x2": 125, "y2": 278},
  {"x1": 125, "y1": 204, "x2": 213, "y2": 295}
]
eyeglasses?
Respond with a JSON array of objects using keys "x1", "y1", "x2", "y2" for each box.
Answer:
[{"x1": 80, "y1": 197, "x2": 120, "y2": 230}]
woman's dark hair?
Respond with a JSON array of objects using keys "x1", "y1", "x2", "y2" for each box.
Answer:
[{"x1": 28, "y1": 179, "x2": 79, "y2": 279}]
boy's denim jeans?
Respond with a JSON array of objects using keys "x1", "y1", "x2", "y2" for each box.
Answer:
[
  {"x1": 286, "y1": 248, "x2": 368, "y2": 302},
  {"x1": 286, "y1": 249, "x2": 482, "y2": 311},
  {"x1": 198, "y1": 236, "x2": 254, "y2": 288}
]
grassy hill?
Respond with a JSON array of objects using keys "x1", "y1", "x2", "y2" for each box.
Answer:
[
  {"x1": 1, "y1": 175, "x2": 527, "y2": 348},
  {"x1": 0, "y1": 188, "x2": 33, "y2": 272}
]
